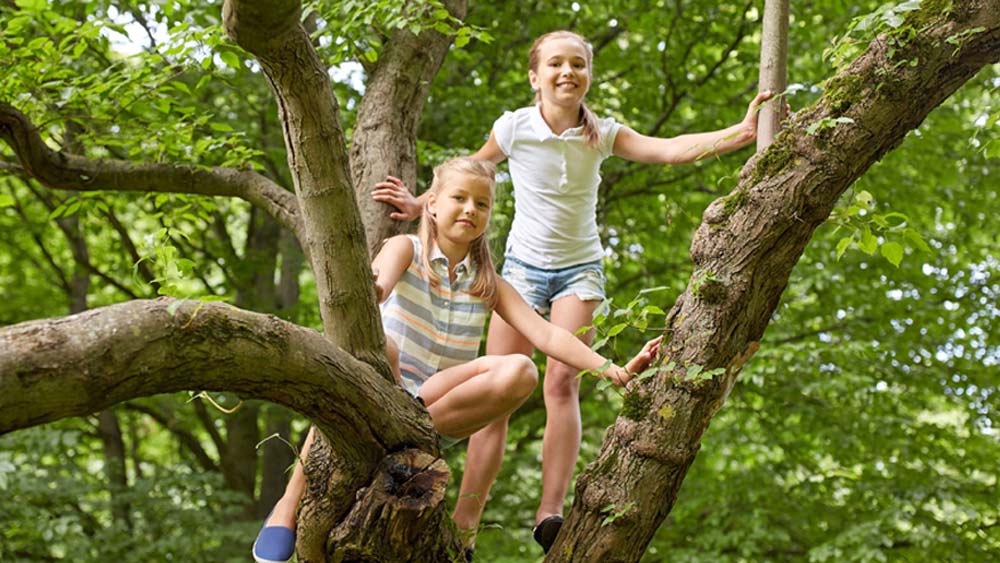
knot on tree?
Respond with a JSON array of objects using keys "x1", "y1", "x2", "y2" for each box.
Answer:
[{"x1": 384, "y1": 461, "x2": 441, "y2": 501}]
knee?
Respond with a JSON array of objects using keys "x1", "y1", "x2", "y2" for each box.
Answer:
[
  {"x1": 500, "y1": 354, "x2": 538, "y2": 400},
  {"x1": 544, "y1": 360, "x2": 581, "y2": 401}
]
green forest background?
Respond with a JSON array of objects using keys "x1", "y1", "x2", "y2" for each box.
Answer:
[{"x1": 1, "y1": 0, "x2": 997, "y2": 561}]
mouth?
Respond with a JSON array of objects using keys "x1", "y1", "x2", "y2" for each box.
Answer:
[
  {"x1": 556, "y1": 82, "x2": 577, "y2": 89},
  {"x1": 457, "y1": 219, "x2": 476, "y2": 228}
]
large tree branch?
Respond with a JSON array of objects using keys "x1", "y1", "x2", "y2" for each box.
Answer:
[
  {"x1": 0, "y1": 299, "x2": 435, "y2": 453},
  {"x1": 555, "y1": 2, "x2": 1000, "y2": 561},
  {"x1": 222, "y1": 0, "x2": 389, "y2": 370},
  {"x1": 0, "y1": 102, "x2": 304, "y2": 244}
]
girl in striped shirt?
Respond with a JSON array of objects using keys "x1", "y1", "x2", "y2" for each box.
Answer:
[{"x1": 253, "y1": 157, "x2": 661, "y2": 563}]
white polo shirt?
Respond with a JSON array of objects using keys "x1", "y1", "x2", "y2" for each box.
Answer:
[{"x1": 493, "y1": 105, "x2": 622, "y2": 270}]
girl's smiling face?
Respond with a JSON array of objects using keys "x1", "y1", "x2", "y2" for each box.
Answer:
[
  {"x1": 428, "y1": 172, "x2": 493, "y2": 247},
  {"x1": 529, "y1": 37, "x2": 592, "y2": 108}
]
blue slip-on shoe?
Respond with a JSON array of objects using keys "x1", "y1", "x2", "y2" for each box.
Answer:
[{"x1": 252, "y1": 512, "x2": 295, "y2": 563}]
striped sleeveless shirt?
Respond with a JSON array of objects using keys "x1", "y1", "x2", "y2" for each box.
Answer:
[{"x1": 381, "y1": 235, "x2": 489, "y2": 397}]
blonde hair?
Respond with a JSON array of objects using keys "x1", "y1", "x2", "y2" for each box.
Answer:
[
  {"x1": 417, "y1": 157, "x2": 500, "y2": 309},
  {"x1": 528, "y1": 30, "x2": 601, "y2": 148}
]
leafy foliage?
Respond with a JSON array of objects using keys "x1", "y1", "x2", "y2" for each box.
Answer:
[{"x1": 1, "y1": 0, "x2": 997, "y2": 561}]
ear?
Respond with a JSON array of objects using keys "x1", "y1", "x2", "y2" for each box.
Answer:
[
  {"x1": 528, "y1": 69, "x2": 539, "y2": 91},
  {"x1": 426, "y1": 191, "x2": 438, "y2": 216}
]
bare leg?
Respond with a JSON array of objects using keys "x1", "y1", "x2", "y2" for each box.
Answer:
[
  {"x1": 264, "y1": 425, "x2": 316, "y2": 530},
  {"x1": 452, "y1": 417, "x2": 507, "y2": 542},
  {"x1": 418, "y1": 354, "x2": 537, "y2": 438},
  {"x1": 450, "y1": 312, "x2": 536, "y2": 544},
  {"x1": 263, "y1": 337, "x2": 402, "y2": 530},
  {"x1": 535, "y1": 295, "x2": 599, "y2": 524}
]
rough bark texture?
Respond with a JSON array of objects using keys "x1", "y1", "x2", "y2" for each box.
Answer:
[
  {"x1": 0, "y1": 299, "x2": 434, "y2": 448},
  {"x1": 222, "y1": 0, "x2": 387, "y2": 369},
  {"x1": 350, "y1": 0, "x2": 468, "y2": 254},
  {"x1": 2, "y1": 1, "x2": 997, "y2": 562},
  {"x1": 549, "y1": 3, "x2": 1000, "y2": 561},
  {"x1": 757, "y1": 0, "x2": 789, "y2": 150}
]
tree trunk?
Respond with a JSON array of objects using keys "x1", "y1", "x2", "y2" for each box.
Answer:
[
  {"x1": 549, "y1": 3, "x2": 1000, "y2": 561},
  {"x1": 2, "y1": 1, "x2": 997, "y2": 562},
  {"x1": 350, "y1": 0, "x2": 469, "y2": 253},
  {"x1": 222, "y1": 0, "x2": 388, "y2": 372},
  {"x1": 757, "y1": 0, "x2": 789, "y2": 150}
]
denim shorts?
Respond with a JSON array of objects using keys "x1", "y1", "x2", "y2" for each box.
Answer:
[{"x1": 501, "y1": 256, "x2": 606, "y2": 315}]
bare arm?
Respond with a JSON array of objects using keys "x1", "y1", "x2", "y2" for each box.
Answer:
[
  {"x1": 613, "y1": 91, "x2": 773, "y2": 164},
  {"x1": 493, "y1": 280, "x2": 661, "y2": 385},
  {"x1": 371, "y1": 235, "x2": 414, "y2": 303}
]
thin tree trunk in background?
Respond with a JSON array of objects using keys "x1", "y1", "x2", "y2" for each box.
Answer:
[
  {"x1": 757, "y1": 0, "x2": 788, "y2": 151},
  {"x1": 98, "y1": 410, "x2": 132, "y2": 529},
  {"x1": 258, "y1": 405, "x2": 295, "y2": 518}
]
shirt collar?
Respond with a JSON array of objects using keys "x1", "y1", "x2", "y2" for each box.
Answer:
[
  {"x1": 429, "y1": 242, "x2": 474, "y2": 278},
  {"x1": 531, "y1": 104, "x2": 583, "y2": 141}
]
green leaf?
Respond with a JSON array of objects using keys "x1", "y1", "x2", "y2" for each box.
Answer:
[
  {"x1": 0, "y1": 194, "x2": 14, "y2": 208},
  {"x1": 14, "y1": 0, "x2": 46, "y2": 11},
  {"x1": 880, "y1": 241, "x2": 904, "y2": 267},
  {"x1": 607, "y1": 323, "x2": 628, "y2": 337},
  {"x1": 836, "y1": 236, "x2": 853, "y2": 260},
  {"x1": 859, "y1": 228, "x2": 878, "y2": 255},
  {"x1": 220, "y1": 51, "x2": 241, "y2": 69}
]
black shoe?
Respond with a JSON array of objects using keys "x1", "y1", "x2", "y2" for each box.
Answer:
[
  {"x1": 463, "y1": 547, "x2": 474, "y2": 562},
  {"x1": 532, "y1": 515, "x2": 564, "y2": 554}
]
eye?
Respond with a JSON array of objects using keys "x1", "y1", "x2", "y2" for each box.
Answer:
[
  {"x1": 477, "y1": 201, "x2": 490, "y2": 210},
  {"x1": 453, "y1": 195, "x2": 465, "y2": 202}
]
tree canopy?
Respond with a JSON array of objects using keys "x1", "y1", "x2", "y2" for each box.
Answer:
[{"x1": 1, "y1": 0, "x2": 998, "y2": 561}]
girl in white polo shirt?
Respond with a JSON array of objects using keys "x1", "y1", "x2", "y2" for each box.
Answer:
[{"x1": 373, "y1": 30, "x2": 773, "y2": 554}]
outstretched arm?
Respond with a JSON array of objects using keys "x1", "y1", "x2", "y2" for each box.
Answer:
[
  {"x1": 613, "y1": 91, "x2": 774, "y2": 164},
  {"x1": 493, "y1": 280, "x2": 661, "y2": 385}
]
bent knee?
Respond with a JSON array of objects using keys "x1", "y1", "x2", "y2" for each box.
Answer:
[{"x1": 501, "y1": 354, "x2": 538, "y2": 399}]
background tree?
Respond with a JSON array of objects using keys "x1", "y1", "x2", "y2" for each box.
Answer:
[{"x1": 1, "y1": 0, "x2": 998, "y2": 562}]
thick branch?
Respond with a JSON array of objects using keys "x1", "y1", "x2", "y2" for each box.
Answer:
[
  {"x1": 222, "y1": 0, "x2": 389, "y2": 369},
  {"x1": 0, "y1": 299, "x2": 436, "y2": 455},
  {"x1": 0, "y1": 102, "x2": 304, "y2": 243},
  {"x1": 556, "y1": 2, "x2": 1000, "y2": 561}
]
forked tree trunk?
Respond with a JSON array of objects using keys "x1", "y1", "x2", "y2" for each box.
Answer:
[{"x1": 1, "y1": 1, "x2": 997, "y2": 562}]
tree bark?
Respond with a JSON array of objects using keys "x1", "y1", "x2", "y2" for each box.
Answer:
[
  {"x1": 550, "y1": 2, "x2": 1000, "y2": 561},
  {"x1": 0, "y1": 103, "x2": 302, "y2": 241},
  {"x1": 757, "y1": 0, "x2": 789, "y2": 150},
  {"x1": 222, "y1": 0, "x2": 388, "y2": 370},
  {"x1": 350, "y1": 0, "x2": 469, "y2": 254}
]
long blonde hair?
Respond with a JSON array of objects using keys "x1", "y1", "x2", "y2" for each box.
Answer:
[
  {"x1": 417, "y1": 157, "x2": 500, "y2": 309},
  {"x1": 528, "y1": 30, "x2": 601, "y2": 148}
]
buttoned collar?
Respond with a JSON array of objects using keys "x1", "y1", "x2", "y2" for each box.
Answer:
[
  {"x1": 530, "y1": 104, "x2": 583, "y2": 141},
  {"x1": 429, "y1": 242, "x2": 474, "y2": 279}
]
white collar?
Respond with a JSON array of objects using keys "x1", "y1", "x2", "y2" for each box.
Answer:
[{"x1": 531, "y1": 104, "x2": 583, "y2": 141}]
